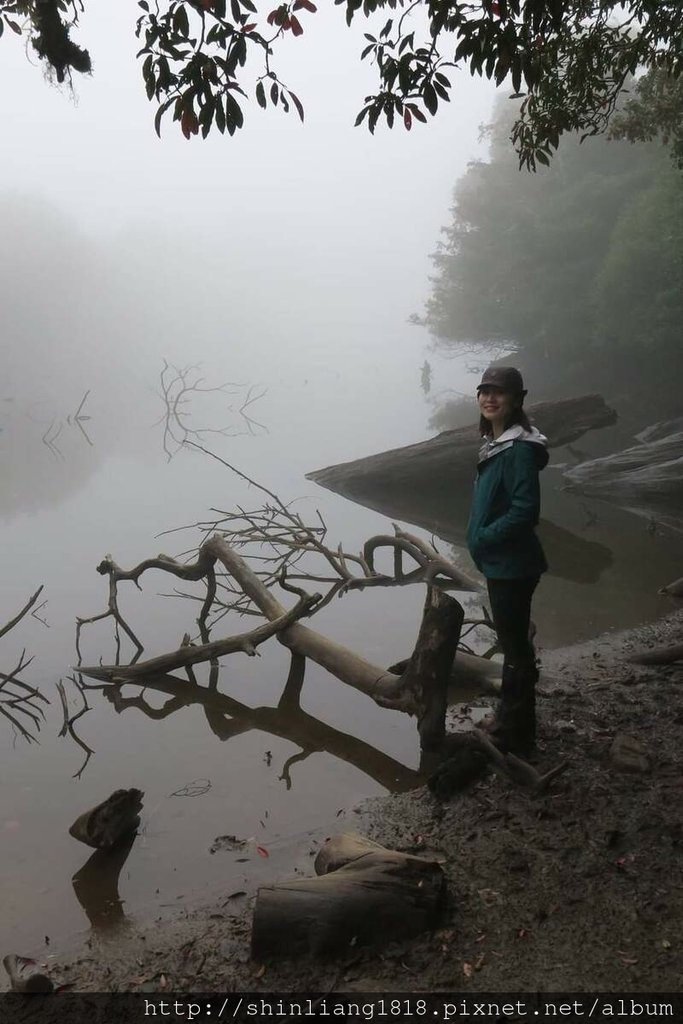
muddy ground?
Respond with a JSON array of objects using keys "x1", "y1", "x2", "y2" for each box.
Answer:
[{"x1": 13, "y1": 609, "x2": 683, "y2": 994}]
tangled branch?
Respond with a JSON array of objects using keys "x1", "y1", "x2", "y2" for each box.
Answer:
[{"x1": 0, "y1": 586, "x2": 49, "y2": 744}]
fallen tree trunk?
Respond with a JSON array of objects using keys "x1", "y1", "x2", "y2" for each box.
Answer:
[
  {"x1": 563, "y1": 424, "x2": 683, "y2": 531},
  {"x1": 251, "y1": 831, "x2": 446, "y2": 960},
  {"x1": 304, "y1": 396, "x2": 617, "y2": 583},
  {"x1": 306, "y1": 394, "x2": 616, "y2": 501},
  {"x1": 628, "y1": 643, "x2": 683, "y2": 666},
  {"x1": 80, "y1": 535, "x2": 487, "y2": 716}
]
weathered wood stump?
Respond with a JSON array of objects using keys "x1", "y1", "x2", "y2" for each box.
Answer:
[
  {"x1": 250, "y1": 832, "x2": 446, "y2": 960},
  {"x1": 68, "y1": 788, "x2": 143, "y2": 849}
]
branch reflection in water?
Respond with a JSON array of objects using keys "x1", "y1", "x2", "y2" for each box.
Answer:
[{"x1": 79, "y1": 653, "x2": 420, "y2": 795}]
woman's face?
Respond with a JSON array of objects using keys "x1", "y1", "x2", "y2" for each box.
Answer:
[{"x1": 477, "y1": 385, "x2": 518, "y2": 430}]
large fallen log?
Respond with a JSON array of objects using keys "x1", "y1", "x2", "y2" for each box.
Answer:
[
  {"x1": 563, "y1": 423, "x2": 683, "y2": 531},
  {"x1": 628, "y1": 643, "x2": 683, "y2": 666},
  {"x1": 306, "y1": 394, "x2": 616, "y2": 501},
  {"x1": 80, "y1": 536, "x2": 489, "y2": 716},
  {"x1": 305, "y1": 395, "x2": 617, "y2": 583},
  {"x1": 251, "y1": 832, "x2": 446, "y2": 960}
]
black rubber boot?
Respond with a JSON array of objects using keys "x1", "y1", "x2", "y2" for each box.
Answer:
[{"x1": 488, "y1": 661, "x2": 537, "y2": 758}]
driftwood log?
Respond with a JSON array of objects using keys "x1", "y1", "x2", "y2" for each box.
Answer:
[
  {"x1": 563, "y1": 422, "x2": 683, "y2": 530},
  {"x1": 305, "y1": 395, "x2": 616, "y2": 583},
  {"x1": 659, "y1": 576, "x2": 683, "y2": 598},
  {"x1": 307, "y1": 395, "x2": 616, "y2": 498},
  {"x1": 628, "y1": 643, "x2": 683, "y2": 666},
  {"x1": 251, "y1": 832, "x2": 446, "y2": 960},
  {"x1": 3, "y1": 954, "x2": 54, "y2": 994},
  {"x1": 79, "y1": 536, "x2": 489, "y2": 723},
  {"x1": 68, "y1": 789, "x2": 143, "y2": 849}
]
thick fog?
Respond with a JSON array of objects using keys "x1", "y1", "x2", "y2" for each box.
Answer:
[{"x1": 0, "y1": 3, "x2": 500, "y2": 527}]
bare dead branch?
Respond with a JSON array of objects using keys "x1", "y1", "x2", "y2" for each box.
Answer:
[
  {"x1": 78, "y1": 587, "x2": 321, "y2": 682},
  {"x1": 471, "y1": 728, "x2": 568, "y2": 794},
  {"x1": 56, "y1": 676, "x2": 95, "y2": 778},
  {"x1": 0, "y1": 586, "x2": 45, "y2": 640},
  {"x1": 0, "y1": 588, "x2": 49, "y2": 744}
]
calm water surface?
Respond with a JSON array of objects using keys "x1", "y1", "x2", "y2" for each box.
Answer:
[{"x1": 1, "y1": 338, "x2": 681, "y2": 963}]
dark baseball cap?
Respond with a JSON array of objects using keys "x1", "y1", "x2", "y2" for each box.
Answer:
[{"x1": 477, "y1": 366, "x2": 527, "y2": 395}]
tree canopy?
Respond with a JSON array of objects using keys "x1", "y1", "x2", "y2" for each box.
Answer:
[
  {"x1": 423, "y1": 96, "x2": 682, "y2": 416},
  {"x1": 1, "y1": 1, "x2": 682, "y2": 167}
]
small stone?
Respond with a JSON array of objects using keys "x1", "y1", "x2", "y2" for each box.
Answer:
[{"x1": 609, "y1": 733, "x2": 650, "y2": 773}]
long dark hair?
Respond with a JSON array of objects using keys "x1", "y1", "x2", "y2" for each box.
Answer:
[{"x1": 479, "y1": 403, "x2": 532, "y2": 438}]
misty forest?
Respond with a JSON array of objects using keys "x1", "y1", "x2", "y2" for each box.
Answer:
[{"x1": 1, "y1": 0, "x2": 683, "y2": 1001}]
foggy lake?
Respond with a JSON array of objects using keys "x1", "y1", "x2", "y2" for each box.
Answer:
[
  {"x1": 1, "y1": 0, "x2": 682, "y2": 977},
  {"x1": 2, "y1": 326, "x2": 682, "y2": 959}
]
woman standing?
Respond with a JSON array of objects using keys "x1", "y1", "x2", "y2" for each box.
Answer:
[{"x1": 466, "y1": 366, "x2": 548, "y2": 756}]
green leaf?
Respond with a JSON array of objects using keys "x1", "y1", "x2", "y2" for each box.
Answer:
[
  {"x1": 368, "y1": 103, "x2": 381, "y2": 134},
  {"x1": 423, "y1": 81, "x2": 438, "y2": 115},
  {"x1": 226, "y1": 90, "x2": 244, "y2": 128},
  {"x1": 215, "y1": 97, "x2": 226, "y2": 133},
  {"x1": 154, "y1": 97, "x2": 173, "y2": 138},
  {"x1": 173, "y1": 5, "x2": 189, "y2": 37},
  {"x1": 289, "y1": 91, "x2": 305, "y2": 122}
]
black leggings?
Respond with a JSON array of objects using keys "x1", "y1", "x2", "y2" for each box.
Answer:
[{"x1": 486, "y1": 577, "x2": 539, "y2": 670}]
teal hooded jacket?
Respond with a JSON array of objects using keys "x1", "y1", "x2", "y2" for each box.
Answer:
[{"x1": 466, "y1": 425, "x2": 549, "y2": 580}]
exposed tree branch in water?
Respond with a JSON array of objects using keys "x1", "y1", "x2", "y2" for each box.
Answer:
[
  {"x1": 78, "y1": 586, "x2": 321, "y2": 682},
  {"x1": 72, "y1": 459, "x2": 511, "y2": 785},
  {"x1": 0, "y1": 586, "x2": 45, "y2": 641},
  {"x1": 0, "y1": 587, "x2": 49, "y2": 743}
]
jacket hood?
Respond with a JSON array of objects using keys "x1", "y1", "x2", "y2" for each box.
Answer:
[{"x1": 478, "y1": 424, "x2": 549, "y2": 468}]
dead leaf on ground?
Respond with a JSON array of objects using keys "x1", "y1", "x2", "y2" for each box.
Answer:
[
  {"x1": 253, "y1": 964, "x2": 266, "y2": 979},
  {"x1": 474, "y1": 953, "x2": 486, "y2": 971},
  {"x1": 478, "y1": 888, "x2": 501, "y2": 906},
  {"x1": 463, "y1": 961, "x2": 473, "y2": 979}
]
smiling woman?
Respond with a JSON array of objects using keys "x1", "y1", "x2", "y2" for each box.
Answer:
[{"x1": 466, "y1": 366, "x2": 549, "y2": 757}]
